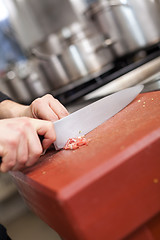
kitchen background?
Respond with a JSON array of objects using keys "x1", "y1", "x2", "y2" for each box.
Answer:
[{"x1": 0, "y1": 0, "x2": 160, "y2": 239}]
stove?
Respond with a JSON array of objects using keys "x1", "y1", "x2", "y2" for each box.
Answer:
[{"x1": 52, "y1": 43, "x2": 160, "y2": 106}]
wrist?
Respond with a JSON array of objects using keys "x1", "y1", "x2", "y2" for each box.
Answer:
[{"x1": 0, "y1": 100, "x2": 29, "y2": 119}]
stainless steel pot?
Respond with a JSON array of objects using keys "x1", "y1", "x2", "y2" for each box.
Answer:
[
  {"x1": 33, "y1": 25, "x2": 114, "y2": 85},
  {"x1": 61, "y1": 27, "x2": 114, "y2": 74},
  {"x1": 32, "y1": 46, "x2": 89, "y2": 85},
  {"x1": 34, "y1": 34, "x2": 86, "y2": 83},
  {"x1": 32, "y1": 49, "x2": 71, "y2": 89},
  {"x1": 86, "y1": 0, "x2": 160, "y2": 57},
  {"x1": 5, "y1": 0, "x2": 78, "y2": 49},
  {"x1": 128, "y1": 0, "x2": 160, "y2": 45},
  {"x1": 1, "y1": 71, "x2": 32, "y2": 104},
  {"x1": 0, "y1": 60, "x2": 51, "y2": 104},
  {"x1": 15, "y1": 60, "x2": 51, "y2": 100},
  {"x1": 0, "y1": 74, "x2": 17, "y2": 101}
]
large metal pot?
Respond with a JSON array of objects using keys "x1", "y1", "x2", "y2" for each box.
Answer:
[
  {"x1": 0, "y1": 71, "x2": 32, "y2": 104},
  {"x1": 4, "y1": 0, "x2": 78, "y2": 49},
  {"x1": 86, "y1": 0, "x2": 160, "y2": 57},
  {"x1": 32, "y1": 48, "x2": 72, "y2": 89},
  {"x1": 34, "y1": 25, "x2": 114, "y2": 85},
  {"x1": 128, "y1": 0, "x2": 160, "y2": 45},
  {"x1": 0, "y1": 60, "x2": 51, "y2": 104},
  {"x1": 60, "y1": 25, "x2": 114, "y2": 74},
  {"x1": 14, "y1": 60, "x2": 51, "y2": 101}
]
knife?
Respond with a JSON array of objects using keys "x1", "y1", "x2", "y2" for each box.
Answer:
[
  {"x1": 0, "y1": 85, "x2": 143, "y2": 164},
  {"x1": 53, "y1": 85, "x2": 144, "y2": 150}
]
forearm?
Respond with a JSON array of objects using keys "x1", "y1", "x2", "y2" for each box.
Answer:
[
  {"x1": 0, "y1": 94, "x2": 69, "y2": 120},
  {"x1": 0, "y1": 100, "x2": 29, "y2": 119}
]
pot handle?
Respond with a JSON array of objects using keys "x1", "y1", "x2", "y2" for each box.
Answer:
[
  {"x1": 84, "y1": 1, "x2": 130, "y2": 18},
  {"x1": 107, "y1": 0, "x2": 130, "y2": 8},
  {"x1": 31, "y1": 48, "x2": 50, "y2": 61},
  {"x1": 95, "y1": 38, "x2": 116, "y2": 52}
]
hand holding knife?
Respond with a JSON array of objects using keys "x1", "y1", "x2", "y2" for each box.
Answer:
[
  {"x1": 0, "y1": 94, "x2": 69, "y2": 172},
  {"x1": 0, "y1": 118, "x2": 56, "y2": 172}
]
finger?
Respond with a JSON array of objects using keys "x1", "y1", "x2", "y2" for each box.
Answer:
[
  {"x1": 41, "y1": 138, "x2": 54, "y2": 150},
  {"x1": 25, "y1": 128, "x2": 43, "y2": 167},
  {"x1": 38, "y1": 123, "x2": 56, "y2": 150},
  {"x1": 0, "y1": 147, "x2": 17, "y2": 173},
  {"x1": 30, "y1": 119, "x2": 56, "y2": 150},
  {"x1": 48, "y1": 97, "x2": 69, "y2": 120},
  {"x1": 35, "y1": 102, "x2": 60, "y2": 121},
  {"x1": 12, "y1": 134, "x2": 28, "y2": 171}
]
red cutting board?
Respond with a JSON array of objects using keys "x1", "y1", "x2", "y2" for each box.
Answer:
[{"x1": 11, "y1": 91, "x2": 160, "y2": 240}]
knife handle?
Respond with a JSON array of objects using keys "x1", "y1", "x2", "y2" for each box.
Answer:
[{"x1": 0, "y1": 135, "x2": 44, "y2": 165}]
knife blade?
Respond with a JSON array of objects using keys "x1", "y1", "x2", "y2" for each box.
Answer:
[{"x1": 53, "y1": 85, "x2": 144, "y2": 150}]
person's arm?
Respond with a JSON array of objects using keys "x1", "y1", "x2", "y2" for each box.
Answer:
[
  {"x1": 0, "y1": 94, "x2": 69, "y2": 121},
  {"x1": 0, "y1": 92, "x2": 12, "y2": 102},
  {"x1": 0, "y1": 224, "x2": 11, "y2": 240}
]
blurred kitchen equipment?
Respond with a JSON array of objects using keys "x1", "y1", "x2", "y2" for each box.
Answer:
[
  {"x1": 33, "y1": 33, "x2": 85, "y2": 84},
  {"x1": 31, "y1": 48, "x2": 72, "y2": 89},
  {"x1": 129, "y1": 0, "x2": 160, "y2": 44},
  {"x1": 16, "y1": 60, "x2": 51, "y2": 100},
  {"x1": 4, "y1": 0, "x2": 78, "y2": 49},
  {"x1": 2, "y1": 0, "x2": 160, "y2": 105},
  {"x1": 33, "y1": 23, "x2": 114, "y2": 87},
  {"x1": 83, "y1": 56, "x2": 160, "y2": 100},
  {"x1": 59, "y1": 23, "x2": 114, "y2": 74},
  {"x1": 0, "y1": 60, "x2": 50, "y2": 104},
  {"x1": 53, "y1": 44, "x2": 160, "y2": 105},
  {"x1": 141, "y1": 71, "x2": 160, "y2": 93},
  {"x1": 0, "y1": 70, "x2": 32, "y2": 103},
  {"x1": 85, "y1": 0, "x2": 160, "y2": 57}
]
